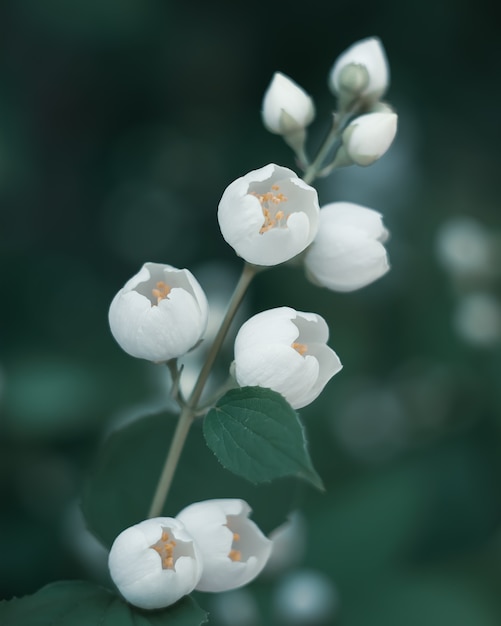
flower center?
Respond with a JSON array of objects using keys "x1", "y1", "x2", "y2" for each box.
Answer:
[
  {"x1": 251, "y1": 184, "x2": 289, "y2": 234},
  {"x1": 292, "y1": 342, "x2": 308, "y2": 356},
  {"x1": 150, "y1": 529, "x2": 177, "y2": 569},
  {"x1": 228, "y1": 532, "x2": 242, "y2": 562},
  {"x1": 152, "y1": 281, "x2": 172, "y2": 305}
]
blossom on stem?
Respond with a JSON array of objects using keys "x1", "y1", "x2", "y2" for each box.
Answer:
[
  {"x1": 233, "y1": 307, "x2": 342, "y2": 409},
  {"x1": 217, "y1": 164, "x2": 319, "y2": 266},
  {"x1": 342, "y1": 112, "x2": 397, "y2": 166},
  {"x1": 262, "y1": 72, "x2": 315, "y2": 135},
  {"x1": 108, "y1": 517, "x2": 203, "y2": 610},
  {"x1": 328, "y1": 37, "x2": 389, "y2": 102},
  {"x1": 304, "y1": 202, "x2": 390, "y2": 292},
  {"x1": 176, "y1": 499, "x2": 272, "y2": 593},
  {"x1": 109, "y1": 262, "x2": 209, "y2": 363}
]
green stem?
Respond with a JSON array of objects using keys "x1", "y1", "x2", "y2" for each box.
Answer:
[
  {"x1": 303, "y1": 102, "x2": 363, "y2": 185},
  {"x1": 148, "y1": 262, "x2": 258, "y2": 517},
  {"x1": 148, "y1": 406, "x2": 192, "y2": 518}
]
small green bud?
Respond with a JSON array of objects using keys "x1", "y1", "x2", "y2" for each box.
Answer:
[{"x1": 337, "y1": 63, "x2": 370, "y2": 94}]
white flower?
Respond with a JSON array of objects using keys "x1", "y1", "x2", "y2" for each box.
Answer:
[
  {"x1": 218, "y1": 164, "x2": 319, "y2": 266},
  {"x1": 176, "y1": 499, "x2": 272, "y2": 593},
  {"x1": 108, "y1": 517, "x2": 203, "y2": 610},
  {"x1": 305, "y1": 202, "x2": 390, "y2": 292},
  {"x1": 262, "y1": 72, "x2": 315, "y2": 135},
  {"x1": 342, "y1": 112, "x2": 397, "y2": 166},
  {"x1": 328, "y1": 37, "x2": 389, "y2": 101},
  {"x1": 109, "y1": 262, "x2": 209, "y2": 362},
  {"x1": 233, "y1": 307, "x2": 342, "y2": 409}
]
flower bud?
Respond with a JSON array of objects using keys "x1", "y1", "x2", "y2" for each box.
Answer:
[
  {"x1": 108, "y1": 517, "x2": 203, "y2": 610},
  {"x1": 176, "y1": 499, "x2": 272, "y2": 593},
  {"x1": 342, "y1": 112, "x2": 397, "y2": 166},
  {"x1": 109, "y1": 262, "x2": 209, "y2": 362},
  {"x1": 328, "y1": 37, "x2": 389, "y2": 102},
  {"x1": 304, "y1": 202, "x2": 390, "y2": 292},
  {"x1": 233, "y1": 307, "x2": 342, "y2": 409},
  {"x1": 218, "y1": 164, "x2": 319, "y2": 266},
  {"x1": 262, "y1": 72, "x2": 315, "y2": 135}
]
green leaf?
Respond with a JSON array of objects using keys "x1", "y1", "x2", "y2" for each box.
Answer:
[
  {"x1": 82, "y1": 411, "x2": 299, "y2": 548},
  {"x1": 203, "y1": 387, "x2": 323, "y2": 490},
  {"x1": 0, "y1": 580, "x2": 208, "y2": 626}
]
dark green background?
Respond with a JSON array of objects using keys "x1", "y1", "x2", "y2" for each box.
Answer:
[{"x1": 1, "y1": 0, "x2": 501, "y2": 624}]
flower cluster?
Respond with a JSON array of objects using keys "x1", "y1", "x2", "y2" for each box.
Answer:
[
  {"x1": 106, "y1": 36, "x2": 398, "y2": 614},
  {"x1": 108, "y1": 499, "x2": 271, "y2": 609}
]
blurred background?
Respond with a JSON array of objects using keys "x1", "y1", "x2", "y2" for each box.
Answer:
[{"x1": 1, "y1": 0, "x2": 501, "y2": 624}]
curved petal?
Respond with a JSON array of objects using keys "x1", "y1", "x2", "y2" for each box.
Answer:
[
  {"x1": 218, "y1": 164, "x2": 319, "y2": 266},
  {"x1": 329, "y1": 37, "x2": 389, "y2": 100},
  {"x1": 108, "y1": 263, "x2": 209, "y2": 362},
  {"x1": 108, "y1": 517, "x2": 203, "y2": 610},
  {"x1": 177, "y1": 499, "x2": 272, "y2": 593},
  {"x1": 262, "y1": 72, "x2": 315, "y2": 134}
]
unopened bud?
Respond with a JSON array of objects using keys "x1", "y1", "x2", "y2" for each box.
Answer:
[
  {"x1": 329, "y1": 37, "x2": 389, "y2": 103},
  {"x1": 262, "y1": 72, "x2": 315, "y2": 135},
  {"x1": 342, "y1": 112, "x2": 397, "y2": 166}
]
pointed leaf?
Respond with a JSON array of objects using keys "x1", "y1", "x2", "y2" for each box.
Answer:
[
  {"x1": 82, "y1": 411, "x2": 299, "y2": 548},
  {"x1": 204, "y1": 386, "x2": 323, "y2": 489}
]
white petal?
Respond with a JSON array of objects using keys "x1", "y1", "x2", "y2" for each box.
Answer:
[
  {"x1": 235, "y1": 342, "x2": 320, "y2": 409},
  {"x1": 329, "y1": 37, "x2": 389, "y2": 100},
  {"x1": 233, "y1": 308, "x2": 341, "y2": 409},
  {"x1": 108, "y1": 517, "x2": 203, "y2": 610},
  {"x1": 108, "y1": 263, "x2": 209, "y2": 362},
  {"x1": 305, "y1": 203, "x2": 390, "y2": 292},
  {"x1": 262, "y1": 72, "x2": 315, "y2": 134},
  {"x1": 177, "y1": 499, "x2": 272, "y2": 593},
  {"x1": 344, "y1": 113, "x2": 397, "y2": 166},
  {"x1": 218, "y1": 164, "x2": 319, "y2": 267},
  {"x1": 320, "y1": 202, "x2": 388, "y2": 241}
]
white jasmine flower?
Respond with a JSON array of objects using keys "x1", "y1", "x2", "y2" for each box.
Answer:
[
  {"x1": 329, "y1": 37, "x2": 389, "y2": 102},
  {"x1": 109, "y1": 262, "x2": 209, "y2": 363},
  {"x1": 262, "y1": 72, "x2": 315, "y2": 135},
  {"x1": 305, "y1": 202, "x2": 390, "y2": 292},
  {"x1": 218, "y1": 164, "x2": 319, "y2": 266},
  {"x1": 342, "y1": 112, "x2": 398, "y2": 166},
  {"x1": 233, "y1": 307, "x2": 342, "y2": 409},
  {"x1": 108, "y1": 517, "x2": 203, "y2": 610},
  {"x1": 176, "y1": 499, "x2": 272, "y2": 593}
]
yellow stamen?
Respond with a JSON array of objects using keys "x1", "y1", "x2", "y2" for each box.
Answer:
[
  {"x1": 233, "y1": 532, "x2": 240, "y2": 542},
  {"x1": 150, "y1": 530, "x2": 177, "y2": 569},
  {"x1": 292, "y1": 342, "x2": 308, "y2": 356},
  {"x1": 250, "y1": 185, "x2": 289, "y2": 234},
  {"x1": 152, "y1": 281, "x2": 172, "y2": 305},
  {"x1": 229, "y1": 549, "x2": 242, "y2": 562}
]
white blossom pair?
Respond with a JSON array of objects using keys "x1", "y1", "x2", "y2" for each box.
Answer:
[
  {"x1": 217, "y1": 164, "x2": 389, "y2": 291},
  {"x1": 109, "y1": 499, "x2": 272, "y2": 610}
]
